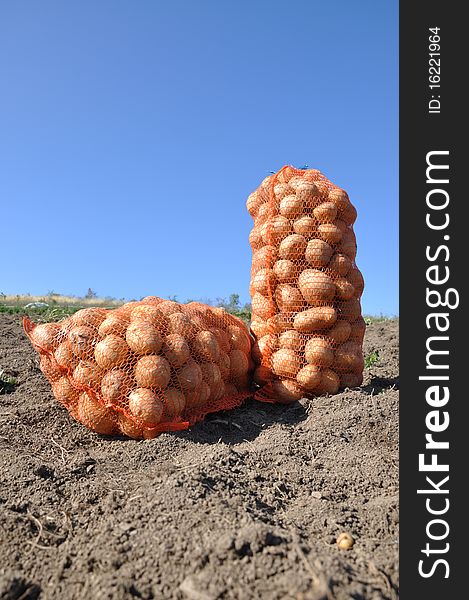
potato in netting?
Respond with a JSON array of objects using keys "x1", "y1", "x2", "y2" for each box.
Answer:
[
  {"x1": 24, "y1": 298, "x2": 254, "y2": 438},
  {"x1": 247, "y1": 166, "x2": 365, "y2": 403}
]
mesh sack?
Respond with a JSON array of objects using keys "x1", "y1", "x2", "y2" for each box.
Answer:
[
  {"x1": 247, "y1": 165, "x2": 365, "y2": 403},
  {"x1": 24, "y1": 297, "x2": 254, "y2": 438}
]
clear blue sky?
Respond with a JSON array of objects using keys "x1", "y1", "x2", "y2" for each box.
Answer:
[{"x1": 1, "y1": 1, "x2": 398, "y2": 316}]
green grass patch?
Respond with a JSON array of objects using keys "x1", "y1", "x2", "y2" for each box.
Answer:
[
  {"x1": 365, "y1": 350, "x2": 380, "y2": 368},
  {"x1": 0, "y1": 368, "x2": 17, "y2": 394},
  {"x1": 363, "y1": 315, "x2": 397, "y2": 325}
]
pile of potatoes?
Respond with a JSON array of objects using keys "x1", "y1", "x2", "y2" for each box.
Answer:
[
  {"x1": 247, "y1": 166, "x2": 365, "y2": 402},
  {"x1": 25, "y1": 297, "x2": 253, "y2": 438}
]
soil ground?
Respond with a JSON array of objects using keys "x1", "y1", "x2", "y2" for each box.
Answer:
[{"x1": 0, "y1": 314, "x2": 398, "y2": 600}]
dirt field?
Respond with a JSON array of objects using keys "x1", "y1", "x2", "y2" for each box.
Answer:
[{"x1": 0, "y1": 314, "x2": 398, "y2": 600}]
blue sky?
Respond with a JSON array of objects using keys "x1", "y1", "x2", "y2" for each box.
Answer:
[{"x1": 1, "y1": 1, "x2": 398, "y2": 315}]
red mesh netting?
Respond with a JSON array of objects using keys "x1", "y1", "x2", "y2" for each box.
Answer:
[
  {"x1": 24, "y1": 297, "x2": 254, "y2": 438},
  {"x1": 247, "y1": 166, "x2": 365, "y2": 403}
]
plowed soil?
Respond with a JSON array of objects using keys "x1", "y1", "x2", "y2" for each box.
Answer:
[{"x1": 0, "y1": 314, "x2": 398, "y2": 600}]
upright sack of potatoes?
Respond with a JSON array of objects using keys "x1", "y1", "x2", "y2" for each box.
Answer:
[
  {"x1": 247, "y1": 166, "x2": 365, "y2": 403},
  {"x1": 24, "y1": 297, "x2": 253, "y2": 438}
]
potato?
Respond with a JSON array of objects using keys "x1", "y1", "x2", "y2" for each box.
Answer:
[
  {"x1": 313, "y1": 201, "x2": 338, "y2": 223},
  {"x1": 128, "y1": 387, "x2": 164, "y2": 424},
  {"x1": 256, "y1": 202, "x2": 272, "y2": 225},
  {"x1": 340, "y1": 202, "x2": 357, "y2": 225},
  {"x1": 163, "y1": 333, "x2": 190, "y2": 367},
  {"x1": 296, "y1": 364, "x2": 321, "y2": 391},
  {"x1": 304, "y1": 337, "x2": 334, "y2": 367},
  {"x1": 305, "y1": 239, "x2": 333, "y2": 267},
  {"x1": 298, "y1": 270, "x2": 336, "y2": 305},
  {"x1": 278, "y1": 234, "x2": 307, "y2": 261},
  {"x1": 340, "y1": 372, "x2": 363, "y2": 388},
  {"x1": 229, "y1": 348, "x2": 249, "y2": 379},
  {"x1": 209, "y1": 378, "x2": 225, "y2": 402},
  {"x1": 312, "y1": 179, "x2": 330, "y2": 199},
  {"x1": 267, "y1": 312, "x2": 294, "y2": 333},
  {"x1": 227, "y1": 325, "x2": 251, "y2": 354},
  {"x1": 275, "y1": 284, "x2": 304, "y2": 312},
  {"x1": 40, "y1": 354, "x2": 62, "y2": 382},
  {"x1": 52, "y1": 376, "x2": 79, "y2": 408},
  {"x1": 177, "y1": 360, "x2": 203, "y2": 392},
  {"x1": 249, "y1": 227, "x2": 264, "y2": 251},
  {"x1": 251, "y1": 292, "x2": 273, "y2": 320},
  {"x1": 72, "y1": 308, "x2": 107, "y2": 328},
  {"x1": 250, "y1": 319, "x2": 270, "y2": 339},
  {"x1": 261, "y1": 174, "x2": 275, "y2": 189},
  {"x1": 287, "y1": 176, "x2": 304, "y2": 190},
  {"x1": 135, "y1": 355, "x2": 171, "y2": 389},
  {"x1": 210, "y1": 328, "x2": 231, "y2": 353},
  {"x1": 30, "y1": 322, "x2": 61, "y2": 353},
  {"x1": 126, "y1": 322, "x2": 162, "y2": 356},
  {"x1": 333, "y1": 342, "x2": 364, "y2": 372},
  {"x1": 130, "y1": 305, "x2": 166, "y2": 329},
  {"x1": 263, "y1": 215, "x2": 292, "y2": 245},
  {"x1": 98, "y1": 313, "x2": 129, "y2": 338},
  {"x1": 274, "y1": 182, "x2": 294, "y2": 199},
  {"x1": 200, "y1": 362, "x2": 222, "y2": 387},
  {"x1": 253, "y1": 365, "x2": 273, "y2": 385},
  {"x1": 232, "y1": 372, "x2": 250, "y2": 391},
  {"x1": 273, "y1": 259, "x2": 297, "y2": 282},
  {"x1": 328, "y1": 320, "x2": 352, "y2": 344},
  {"x1": 347, "y1": 268, "x2": 364, "y2": 296},
  {"x1": 118, "y1": 301, "x2": 141, "y2": 317},
  {"x1": 272, "y1": 378, "x2": 304, "y2": 403},
  {"x1": 293, "y1": 216, "x2": 317, "y2": 237},
  {"x1": 315, "y1": 369, "x2": 340, "y2": 395},
  {"x1": 193, "y1": 330, "x2": 220, "y2": 362},
  {"x1": 340, "y1": 298, "x2": 361, "y2": 322},
  {"x1": 246, "y1": 191, "x2": 263, "y2": 217},
  {"x1": 251, "y1": 268, "x2": 276, "y2": 296},
  {"x1": 293, "y1": 306, "x2": 337, "y2": 333},
  {"x1": 334, "y1": 219, "x2": 348, "y2": 234},
  {"x1": 185, "y1": 380, "x2": 210, "y2": 408},
  {"x1": 73, "y1": 360, "x2": 103, "y2": 389},
  {"x1": 252, "y1": 245, "x2": 278, "y2": 271},
  {"x1": 101, "y1": 369, "x2": 130, "y2": 404},
  {"x1": 338, "y1": 229, "x2": 357, "y2": 259},
  {"x1": 335, "y1": 277, "x2": 356, "y2": 301},
  {"x1": 141, "y1": 296, "x2": 163, "y2": 305},
  {"x1": 54, "y1": 341, "x2": 79, "y2": 371},
  {"x1": 218, "y1": 351, "x2": 231, "y2": 379},
  {"x1": 349, "y1": 318, "x2": 366, "y2": 343},
  {"x1": 295, "y1": 181, "x2": 319, "y2": 204},
  {"x1": 318, "y1": 223, "x2": 343, "y2": 245},
  {"x1": 279, "y1": 194, "x2": 303, "y2": 219},
  {"x1": 118, "y1": 413, "x2": 143, "y2": 439},
  {"x1": 78, "y1": 392, "x2": 116, "y2": 435},
  {"x1": 327, "y1": 188, "x2": 350, "y2": 212},
  {"x1": 328, "y1": 253, "x2": 352, "y2": 276},
  {"x1": 302, "y1": 169, "x2": 321, "y2": 181},
  {"x1": 271, "y1": 348, "x2": 301, "y2": 378},
  {"x1": 156, "y1": 300, "x2": 181, "y2": 316},
  {"x1": 168, "y1": 312, "x2": 196, "y2": 337},
  {"x1": 95, "y1": 335, "x2": 129, "y2": 370},
  {"x1": 252, "y1": 333, "x2": 277, "y2": 362},
  {"x1": 278, "y1": 329, "x2": 303, "y2": 352},
  {"x1": 224, "y1": 382, "x2": 240, "y2": 396},
  {"x1": 162, "y1": 387, "x2": 186, "y2": 418},
  {"x1": 69, "y1": 325, "x2": 96, "y2": 359}
]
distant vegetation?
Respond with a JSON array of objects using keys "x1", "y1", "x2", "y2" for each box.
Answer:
[{"x1": 0, "y1": 291, "x2": 252, "y2": 323}]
